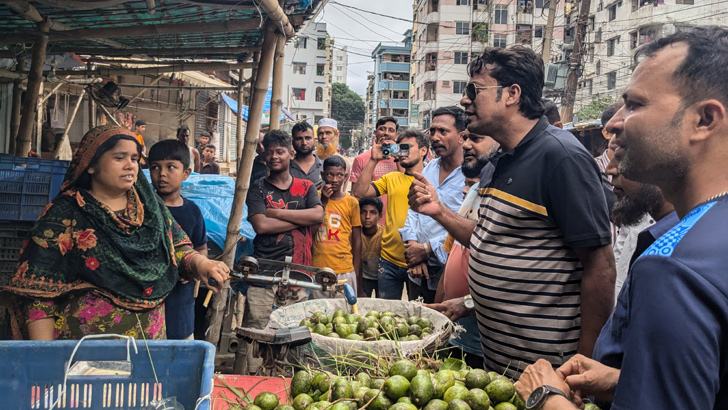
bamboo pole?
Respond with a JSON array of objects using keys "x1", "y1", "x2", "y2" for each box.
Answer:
[
  {"x1": 15, "y1": 19, "x2": 50, "y2": 157},
  {"x1": 51, "y1": 46, "x2": 257, "y2": 57},
  {"x1": 55, "y1": 89, "x2": 85, "y2": 160},
  {"x1": 9, "y1": 54, "x2": 24, "y2": 156},
  {"x1": 205, "y1": 21, "x2": 278, "y2": 351},
  {"x1": 269, "y1": 31, "x2": 285, "y2": 130},
  {"x1": 235, "y1": 69, "x2": 245, "y2": 163},
  {"x1": 54, "y1": 62, "x2": 253, "y2": 77},
  {"x1": 119, "y1": 74, "x2": 164, "y2": 110},
  {"x1": 35, "y1": 81, "x2": 44, "y2": 154}
]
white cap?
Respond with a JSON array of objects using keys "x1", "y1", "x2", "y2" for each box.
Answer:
[{"x1": 318, "y1": 118, "x2": 338, "y2": 130}]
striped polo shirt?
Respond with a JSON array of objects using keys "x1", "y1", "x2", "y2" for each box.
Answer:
[{"x1": 469, "y1": 117, "x2": 611, "y2": 378}]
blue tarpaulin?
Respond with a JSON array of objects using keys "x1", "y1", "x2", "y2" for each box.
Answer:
[{"x1": 221, "y1": 90, "x2": 294, "y2": 125}]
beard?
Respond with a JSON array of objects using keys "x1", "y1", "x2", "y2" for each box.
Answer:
[
  {"x1": 399, "y1": 157, "x2": 421, "y2": 169},
  {"x1": 295, "y1": 145, "x2": 314, "y2": 157},
  {"x1": 611, "y1": 184, "x2": 664, "y2": 227},
  {"x1": 316, "y1": 141, "x2": 338, "y2": 159},
  {"x1": 462, "y1": 147, "x2": 499, "y2": 178}
]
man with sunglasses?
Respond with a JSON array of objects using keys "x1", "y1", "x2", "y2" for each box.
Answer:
[{"x1": 410, "y1": 46, "x2": 615, "y2": 378}]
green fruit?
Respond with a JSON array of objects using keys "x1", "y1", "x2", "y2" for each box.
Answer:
[
  {"x1": 357, "y1": 317, "x2": 374, "y2": 333},
  {"x1": 409, "y1": 324, "x2": 422, "y2": 337},
  {"x1": 354, "y1": 372, "x2": 372, "y2": 387},
  {"x1": 487, "y1": 373, "x2": 506, "y2": 384},
  {"x1": 371, "y1": 378, "x2": 385, "y2": 389},
  {"x1": 397, "y1": 397, "x2": 413, "y2": 404},
  {"x1": 443, "y1": 385, "x2": 469, "y2": 402},
  {"x1": 433, "y1": 371, "x2": 456, "y2": 399},
  {"x1": 424, "y1": 399, "x2": 449, "y2": 410},
  {"x1": 313, "y1": 373, "x2": 334, "y2": 393},
  {"x1": 333, "y1": 310, "x2": 345, "y2": 319},
  {"x1": 383, "y1": 375, "x2": 410, "y2": 400},
  {"x1": 365, "y1": 310, "x2": 381, "y2": 319},
  {"x1": 318, "y1": 391, "x2": 330, "y2": 402},
  {"x1": 366, "y1": 390, "x2": 392, "y2": 410},
  {"x1": 248, "y1": 406, "x2": 263, "y2": 410},
  {"x1": 465, "y1": 389, "x2": 491, "y2": 410},
  {"x1": 345, "y1": 313, "x2": 359, "y2": 324},
  {"x1": 313, "y1": 323, "x2": 327, "y2": 335},
  {"x1": 509, "y1": 393, "x2": 525, "y2": 410},
  {"x1": 292, "y1": 394, "x2": 314, "y2": 410},
  {"x1": 417, "y1": 318, "x2": 433, "y2": 329},
  {"x1": 351, "y1": 381, "x2": 362, "y2": 392},
  {"x1": 354, "y1": 387, "x2": 370, "y2": 406},
  {"x1": 332, "y1": 378, "x2": 353, "y2": 401},
  {"x1": 389, "y1": 360, "x2": 418, "y2": 381},
  {"x1": 379, "y1": 316, "x2": 395, "y2": 327},
  {"x1": 407, "y1": 316, "x2": 420, "y2": 326},
  {"x1": 330, "y1": 402, "x2": 350, "y2": 410},
  {"x1": 292, "y1": 370, "x2": 313, "y2": 398},
  {"x1": 583, "y1": 404, "x2": 601, "y2": 410},
  {"x1": 390, "y1": 403, "x2": 418, "y2": 410},
  {"x1": 254, "y1": 392, "x2": 280, "y2": 410},
  {"x1": 409, "y1": 372, "x2": 434, "y2": 406},
  {"x1": 275, "y1": 405, "x2": 294, "y2": 410},
  {"x1": 448, "y1": 399, "x2": 472, "y2": 410},
  {"x1": 336, "y1": 323, "x2": 353, "y2": 338},
  {"x1": 364, "y1": 327, "x2": 381, "y2": 340},
  {"x1": 493, "y1": 403, "x2": 516, "y2": 410},
  {"x1": 300, "y1": 319, "x2": 312, "y2": 327},
  {"x1": 327, "y1": 332, "x2": 340, "y2": 338},
  {"x1": 395, "y1": 323, "x2": 410, "y2": 337},
  {"x1": 346, "y1": 334, "x2": 364, "y2": 340},
  {"x1": 465, "y1": 369, "x2": 490, "y2": 390},
  {"x1": 332, "y1": 316, "x2": 347, "y2": 327},
  {"x1": 455, "y1": 381, "x2": 466, "y2": 388},
  {"x1": 381, "y1": 311, "x2": 395, "y2": 317},
  {"x1": 485, "y1": 379, "x2": 515, "y2": 404}
]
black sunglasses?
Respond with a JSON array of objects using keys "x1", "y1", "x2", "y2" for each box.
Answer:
[{"x1": 463, "y1": 83, "x2": 506, "y2": 100}]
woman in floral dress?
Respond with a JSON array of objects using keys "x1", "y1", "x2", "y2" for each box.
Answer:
[{"x1": 3, "y1": 125, "x2": 229, "y2": 340}]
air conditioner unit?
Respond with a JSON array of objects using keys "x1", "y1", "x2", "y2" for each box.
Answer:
[{"x1": 545, "y1": 63, "x2": 559, "y2": 86}]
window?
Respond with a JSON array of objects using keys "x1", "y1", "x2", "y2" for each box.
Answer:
[
  {"x1": 456, "y1": 0, "x2": 469, "y2": 4},
  {"x1": 426, "y1": 52, "x2": 437, "y2": 71},
  {"x1": 607, "y1": 38, "x2": 616, "y2": 56},
  {"x1": 456, "y1": 22, "x2": 470, "y2": 35},
  {"x1": 535, "y1": 0, "x2": 544, "y2": 8},
  {"x1": 607, "y1": 71, "x2": 617, "y2": 90},
  {"x1": 294, "y1": 37, "x2": 307, "y2": 49},
  {"x1": 337, "y1": 66, "x2": 342, "y2": 71},
  {"x1": 608, "y1": 5, "x2": 617, "y2": 21},
  {"x1": 589, "y1": 16, "x2": 595, "y2": 31},
  {"x1": 535, "y1": 25, "x2": 543, "y2": 38},
  {"x1": 293, "y1": 62, "x2": 306, "y2": 75},
  {"x1": 315, "y1": 87, "x2": 323, "y2": 102},
  {"x1": 596, "y1": 60, "x2": 601, "y2": 75},
  {"x1": 338, "y1": 56, "x2": 343, "y2": 61},
  {"x1": 494, "y1": 34, "x2": 507, "y2": 48},
  {"x1": 453, "y1": 81, "x2": 467, "y2": 95},
  {"x1": 517, "y1": 24, "x2": 532, "y2": 44},
  {"x1": 316, "y1": 63, "x2": 325, "y2": 76},
  {"x1": 675, "y1": 0, "x2": 694, "y2": 3},
  {"x1": 589, "y1": 46, "x2": 595, "y2": 62},
  {"x1": 595, "y1": 28, "x2": 602, "y2": 43},
  {"x1": 494, "y1": 6, "x2": 508, "y2": 24},
  {"x1": 292, "y1": 88, "x2": 305, "y2": 100},
  {"x1": 519, "y1": 0, "x2": 533, "y2": 12},
  {"x1": 454, "y1": 51, "x2": 468, "y2": 64},
  {"x1": 586, "y1": 79, "x2": 593, "y2": 96},
  {"x1": 317, "y1": 38, "x2": 327, "y2": 50}
]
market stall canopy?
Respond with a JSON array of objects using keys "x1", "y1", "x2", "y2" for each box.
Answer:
[
  {"x1": 0, "y1": 0, "x2": 325, "y2": 61},
  {"x1": 221, "y1": 91, "x2": 294, "y2": 125}
]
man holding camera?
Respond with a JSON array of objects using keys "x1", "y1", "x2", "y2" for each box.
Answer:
[
  {"x1": 352, "y1": 129, "x2": 430, "y2": 300},
  {"x1": 399, "y1": 106, "x2": 466, "y2": 303}
]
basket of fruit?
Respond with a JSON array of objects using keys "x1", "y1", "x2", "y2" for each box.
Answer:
[{"x1": 267, "y1": 299, "x2": 453, "y2": 371}]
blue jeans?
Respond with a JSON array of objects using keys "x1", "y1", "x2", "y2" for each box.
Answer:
[{"x1": 378, "y1": 257, "x2": 412, "y2": 300}]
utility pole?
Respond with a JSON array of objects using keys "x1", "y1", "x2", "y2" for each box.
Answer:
[
  {"x1": 541, "y1": 0, "x2": 559, "y2": 64},
  {"x1": 561, "y1": 0, "x2": 591, "y2": 123}
]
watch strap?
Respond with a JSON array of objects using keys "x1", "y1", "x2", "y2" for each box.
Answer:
[{"x1": 525, "y1": 385, "x2": 568, "y2": 410}]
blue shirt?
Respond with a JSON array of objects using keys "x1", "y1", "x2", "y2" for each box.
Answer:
[
  {"x1": 165, "y1": 197, "x2": 208, "y2": 340},
  {"x1": 593, "y1": 197, "x2": 728, "y2": 409},
  {"x1": 399, "y1": 157, "x2": 465, "y2": 266}
]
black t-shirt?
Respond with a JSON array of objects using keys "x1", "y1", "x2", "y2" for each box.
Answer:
[
  {"x1": 165, "y1": 197, "x2": 208, "y2": 339},
  {"x1": 246, "y1": 177, "x2": 321, "y2": 274}
]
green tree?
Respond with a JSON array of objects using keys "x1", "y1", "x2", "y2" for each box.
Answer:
[
  {"x1": 577, "y1": 96, "x2": 613, "y2": 122},
  {"x1": 331, "y1": 82, "x2": 365, "y2": 150}
]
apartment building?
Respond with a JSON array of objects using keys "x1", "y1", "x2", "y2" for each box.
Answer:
[
  {"x1": 572, "y1": 0, "x2": 726, "y2": 113},
  {"x1": 283, "y1": 22, "x2": 332, "y2": 125},
  {"x1": 370, "y1": 31, "x2": 413, "y2": 130},
  {"x1": 332, "y1": 46, "x2": 348, "y2": 84},
  {"x1": 410, "y1": 0, "x2": 566, "y2": 129}
]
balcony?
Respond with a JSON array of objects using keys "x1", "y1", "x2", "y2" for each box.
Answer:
[
  {"x1": 397, "y1": 117, "x2": 409, "y2": 126},
  {"x1": 380, "y1": 99, "x2": 410, "y2": 109},
  {"x1": 380, "y1": 62, "x2": 410, "y2": 73},
  {"x1": 379, "y1": 80, "x2": 410, "y2": 91}
]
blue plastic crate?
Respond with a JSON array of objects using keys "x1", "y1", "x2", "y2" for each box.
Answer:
[
  {"x1": 0, "y1": 155, "x2": 69, "y2": 221},
  {"x1": 0, "y1": 339, "x2": 215, "y2": 410}
]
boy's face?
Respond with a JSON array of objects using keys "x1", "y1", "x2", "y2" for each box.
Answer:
[
  {"x1": 200, "y1": 135, "x2": 210, "y2": 145},
  {"x1": 264, "y1": 143, "x2": 291, "y2": 173},
  {"x1": 322, "y1": 165, "x2": 347, "y2": 193},
  {"x1": 149, "y1": 159, "x2": 191, "y2": 196},
  {"x1": 202, "y1": 147, "x2": 215, "y2": 161},
  {"x1": 360, "y1": 204, "x2": 380, "y2": 229}
]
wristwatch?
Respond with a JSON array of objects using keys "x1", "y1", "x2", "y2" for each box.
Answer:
[
  {"x1": 463, "y1": 295, "x2": 475, "y2": 312},
  {"x1": 525, "y1": 385, "x2": 569, "y2": 410}
]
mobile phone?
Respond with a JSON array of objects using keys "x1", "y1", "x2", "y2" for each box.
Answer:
[{"x1": 382, "y1": 143, "x2": 410, "y2": 158}]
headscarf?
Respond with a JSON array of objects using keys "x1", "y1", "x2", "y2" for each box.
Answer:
[{"x1": 3, "y1": 125, "x2": 192, "y2": 310}]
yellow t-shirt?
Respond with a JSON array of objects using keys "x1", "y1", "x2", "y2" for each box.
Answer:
[
  {"x1": 371, "y1": 172, "x2": 414, "y2": 268},
  {"x1": 312, "y1": 193, "x2": 361, "y2": 274}
]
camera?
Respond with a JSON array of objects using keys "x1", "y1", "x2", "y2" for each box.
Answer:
[{"x1": 382, "y1": 143, "x2": 410, "y2": 158}]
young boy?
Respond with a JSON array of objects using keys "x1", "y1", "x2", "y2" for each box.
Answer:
[
  {"x1": 148, "y1": 139, "x2": 208, "y2": 340},
  {"x1": 200, "y1": 144, "x2": 220, "y2": 175},
  {"x1": 244, "y1": 129, "x2": 323, "y2": 373},
  {"x1": 311, "y1": 156, "x2": 362, "y2": 298},
  {"x1": 359, "y1": 197, "x2": 383, "y2": 297}
]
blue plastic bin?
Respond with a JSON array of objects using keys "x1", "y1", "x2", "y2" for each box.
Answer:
[
  {"x1": 0, "y1": 340, "x2": 215, "y2": 410},
  {"x1": 0, "y1": 154, "x2": 69, "y2": 221}
]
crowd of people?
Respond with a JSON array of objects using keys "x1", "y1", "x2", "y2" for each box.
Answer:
[{"x1": 3, "y1": 24, "x2": 728, "y2": 410}]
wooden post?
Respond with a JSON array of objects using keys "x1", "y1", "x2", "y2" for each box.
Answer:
[
  {"x1": 236, "y1": 69, "x2": 245, "y2": 161},
  {"x1": 87, "y1": 63, "x2": 96, "y2": 130},
  {"x1": 55, "y1": 89, "x2": 86, "y2": 160},
  {"x1": 269, "y1": 32, "x2": 285, "y2": 130},
  {"x1": 35, "y1": 81, "x2": 44, "y2": 154},
  {"x1": 541, "y1": 0, "x2": 558, "y2": 65},
  {"x1": 205, "y1": 21, "x2": 279, "y2": 353},
  {"x1": 9, "y1": 54, "x2": 25, "y2": 156},
  {"x1": 561, "y1": 0, "x2": 592, "y2": 123},
  {"x1": 15, "y1": 19, "x2": 50, "y2": 157}
]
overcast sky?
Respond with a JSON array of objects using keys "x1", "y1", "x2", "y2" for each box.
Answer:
[{"x1": 313, "y1": 0, "x2": 415, "y2": 97}]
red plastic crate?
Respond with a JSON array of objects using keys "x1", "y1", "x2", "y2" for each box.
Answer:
[{"x1": 212, "y1": 375, "x2": 291, "y2": 410}]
